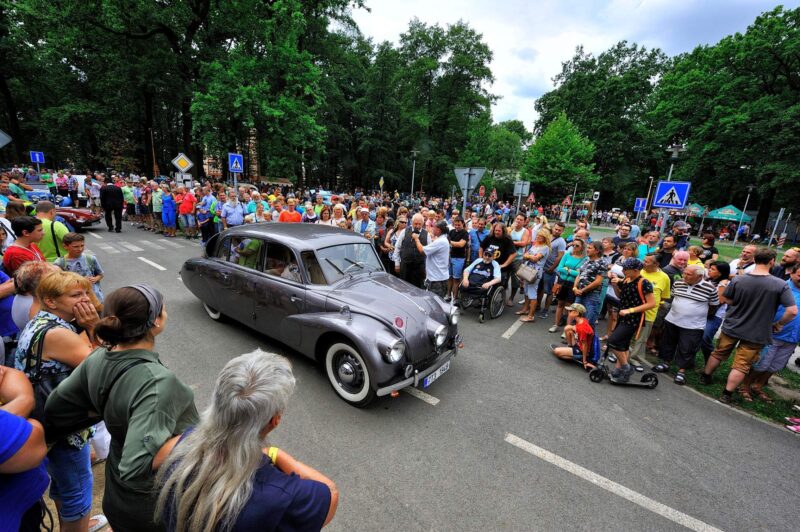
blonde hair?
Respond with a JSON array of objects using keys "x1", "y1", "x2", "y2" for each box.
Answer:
[
  {"x1": 35, "y1": 271, "x2": 91, "y2": 302},
  {"x1": 688, "y1": 245, "x2": 702, "y2": 257}
]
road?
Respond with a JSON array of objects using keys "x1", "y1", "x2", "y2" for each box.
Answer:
[{"x1": 82, "y1": 223, "x2": 798, "y2": 532}]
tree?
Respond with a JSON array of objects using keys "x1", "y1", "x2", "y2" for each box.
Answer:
[
  {"x1": 521, "y1": 112, "x2": 597, "y2": 200},
  {"x1": 458, "y1": 114, "x2": 523, "y2": 195}
]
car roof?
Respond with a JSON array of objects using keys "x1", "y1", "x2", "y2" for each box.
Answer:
[{"x1": 225, "y1": 223, "x2": 367, "y2": 251}]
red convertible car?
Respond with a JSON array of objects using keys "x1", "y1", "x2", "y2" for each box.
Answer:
[{"x1": 56, "y1": 207, "x2": 103, "y2": 231}]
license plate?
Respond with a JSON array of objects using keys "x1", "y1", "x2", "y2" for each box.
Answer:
[{"x1": 423, "y1": 360, "x2": 451, "y2": 388}]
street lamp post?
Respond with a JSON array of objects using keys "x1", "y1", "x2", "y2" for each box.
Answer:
[
  {"x1": 410, "y1": 150, "x2": 418, "y2": 198},
  {"x1": 732, "y1": 183, "x2": 756, "y2": 247},
  {"x1": 640, "y1": 175, "x2": 654, "y2": 225},
  {"x1": 565, "y1": 179, "x2": 579, "y2": 225}
]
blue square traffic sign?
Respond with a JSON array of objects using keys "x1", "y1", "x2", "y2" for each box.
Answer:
[
  {"x1": 652, "y1": 181, "x2": 690, "y2": 209},
  {"x1": 634, "y1": 197, "x2": 647, "y2": 212},
  {"x1": 29, "y1": 151, "x2": 45, "y2": 164},
  {"x1": 228, "y1": 153, "x2": 243, "y2": 173}
]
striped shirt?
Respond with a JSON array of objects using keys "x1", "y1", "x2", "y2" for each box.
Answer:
[{"x1": 666, "y1": 279, "x2": 720, "y2": 330}]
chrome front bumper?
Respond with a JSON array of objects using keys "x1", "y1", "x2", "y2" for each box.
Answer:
[{"x1": 376, "y1": 335, "x2": 460, "y2": 397}]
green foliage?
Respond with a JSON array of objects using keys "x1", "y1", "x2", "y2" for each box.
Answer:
[{"x1": 522, "y1": 112, "x2": 597, "y2": 199}]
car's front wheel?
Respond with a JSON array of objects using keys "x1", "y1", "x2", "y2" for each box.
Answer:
[{"x1": 325, "y1": 342, "x2": 375, "y2": 407}]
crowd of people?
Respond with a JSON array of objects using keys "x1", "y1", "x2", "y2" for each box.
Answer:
[{"x1": 2, "y1": 164, "x2": 800, "y2": 530}]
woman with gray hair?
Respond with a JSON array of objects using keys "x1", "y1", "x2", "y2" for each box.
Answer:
[{"x1": 156, "y1": 349, "x2": 339, "y2": 532}]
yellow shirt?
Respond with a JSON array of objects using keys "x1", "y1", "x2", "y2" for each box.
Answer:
[
  {"x1": 640, "y1": 269, "x2": 671, "y2": 322},
  {"x1": 687, "y1": 258, "x2": 703, "y2": 266}
]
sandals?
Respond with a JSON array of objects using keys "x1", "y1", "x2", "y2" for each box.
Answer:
[
  {"x1": 520, "y1": 316, "x2": 535, "y2": 323},
  {"x1": 737, "y1": 386, "x2": 754, "y2": 402},
  {"x1": 751, "y1": 388, "x2": 774, "y2": 403},
  {"x1": 89, "y1": 514, "x2": 108, "y2": 532},
  {"x1": 674, "y1": 372, "x2": 686, "y2": 385},
  {"x1": 652, "y1": 363, "x2": 670, "y2": 373},
  {"x1": 515, "y1": 309, "x2": 529, "y2": 315}
]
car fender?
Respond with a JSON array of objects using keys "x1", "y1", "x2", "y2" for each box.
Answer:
[{"x1": 288, "y1": 312, "x2": 405, "y2": 388}]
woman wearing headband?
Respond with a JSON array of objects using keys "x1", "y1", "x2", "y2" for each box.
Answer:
[{"x1": 44, "y1": 284, "x2": 199, "y2": 532}]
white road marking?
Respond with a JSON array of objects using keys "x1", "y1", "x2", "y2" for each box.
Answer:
[
  {"x1": 120, "y1": 243, "x2": 144, "y2": 252},
  {"x1": 403, "y1": 387, "x2": 440, "y2": 406},
  {"x1": 139, "y1": 240, "x2": 166, "y2": 250},
  {"x1": 137, "y1": 257, "x2": 167, "y2": 271},
  {"x1": 97, "y1": 243, "x2": 120, "y2": 254},
  {"x1": 87, "y1": 232, "x2": 102, "y2": 240},
  {"x1": 161, "y1": 239, "x2": 184, "y2": 248},
  {"x1": 504, "y1": 434, "x2": 723, "y2": 532},
  {"x1": 501, "y1": 319, "x2": 524, "y2": 339},
  {"x1": 177, "y1": 276, "x2": 182, "y2": 283}
]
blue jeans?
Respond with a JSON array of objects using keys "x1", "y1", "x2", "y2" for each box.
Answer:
[
  {"x1": 47, "y1": 441, "x2": 92, "y2": 522},
  {"x1": 576, "y1": 290, "x2": 601, "y2": 328},
  {"x1": 701, "y1": 315, "x2": 723, "y2": 357}
]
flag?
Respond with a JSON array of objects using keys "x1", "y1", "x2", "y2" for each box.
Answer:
[
  {"x1": 527, "y1": 192, "x2": 535, "y2": 204},
  {"x1": 562, "y1": 195, "x2": 572, "y2": 206}
]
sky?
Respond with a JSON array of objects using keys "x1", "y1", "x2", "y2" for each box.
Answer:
[{"x1": 351, "y1": 0, "x2": 800, "y2": 130}]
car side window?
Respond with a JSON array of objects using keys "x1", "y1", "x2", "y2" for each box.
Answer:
[
  {"x1": 301, "y1": 251, "x2": 327, "y2": 285},
  {"x1": 263, "y1": 243, "x2": 302, "y2": 283},
  {"x1": 216, "y1": 236, "x2": 232, "y2": 261},
  {"x1": 231, "y1": 237, "x2": 264, "y2": 270}
]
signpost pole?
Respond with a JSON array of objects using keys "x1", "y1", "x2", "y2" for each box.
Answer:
[
  {"x1": 768, "y1": 208, "x2": 785, "y2": 247},
  {"x1": 461, "y1": 167, "x2": 473, "y2": 216},
  {"x1": 698, "y1": 207, "x2": 707, "y2": 237},
  {"x1": 566, "y1": 180, "x2": 578, "y2": 225},
  {"x1": 641, "y1": 176, "x2": 654, "y2": 226},
  {"x1": 732, "y1": 185, "x2": 755, "y2": 248}
]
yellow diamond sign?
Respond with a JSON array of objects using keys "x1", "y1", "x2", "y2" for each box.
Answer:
[{"x1": 171, "y1": 153, "x2": 194, "y2": 172}]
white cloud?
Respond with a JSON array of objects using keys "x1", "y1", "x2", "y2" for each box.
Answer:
[{"x1": 351, "y1": 0, "x2": 799, "y2": 131}]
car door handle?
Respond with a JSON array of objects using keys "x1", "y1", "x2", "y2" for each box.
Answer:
[
  {"x1": 290, "y1": 295, "x2": 302, "y2": 303},
  {"x1": 220, "y1": 272, "x2": 229, "y2": 281}
]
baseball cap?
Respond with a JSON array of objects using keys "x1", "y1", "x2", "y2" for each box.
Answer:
[
  {"x1": 621, "y1": 258, "x2": 644, "y2": 271},
  {"x1": 565, "y1": 303, "x2": 587, "y2": 315}
]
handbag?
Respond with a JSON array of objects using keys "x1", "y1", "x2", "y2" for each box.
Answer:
[
  {"x1": 24, "y1": 323, "x2": 71, "y2": 423},
  {"x1": 516, "y1": 262, "x2": 540, "y2": 283}
]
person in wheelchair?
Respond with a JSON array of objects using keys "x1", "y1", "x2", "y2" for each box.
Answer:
[{"x1": 461, "y1": 249, "x2": 502, "y2": 297}]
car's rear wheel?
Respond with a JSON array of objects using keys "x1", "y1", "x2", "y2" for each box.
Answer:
[
  {"x1": 203, "y1": 302, "x2": 224, "y2": 321},
  {"x1": 325, "y1": 342, "x2": 375, "y2": 407}
]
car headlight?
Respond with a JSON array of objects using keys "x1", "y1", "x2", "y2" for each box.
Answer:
[
  {"x1": 449, "y1": 305, "x2": 459, "y2": 326},
  {"x1": 384, "y1": 339, "x2": 405, "y2": 363},
  {"x1": 433, "y1": 324, "x2": 448, "y2": 347}
]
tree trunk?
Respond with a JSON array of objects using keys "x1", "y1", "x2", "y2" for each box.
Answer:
[
  {"x1": 754, "y1": 186, "x2": 774, "y2": 235},
  {"x1": 143, "y1": 89, "x2": 154, "y2": 178},
  {"x1": 0, "y1": 73, "x2": 25, "y2": 161}
]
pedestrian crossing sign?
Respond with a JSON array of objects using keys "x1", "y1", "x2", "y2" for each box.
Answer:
[
  {"x1": 228, "y1": 153, "x2": 243, "y2": 173},
  {"x1": 652, "y1": 181, "x2": 690, "y2": 209},
  {"x1": 171, "y1": 153, "x2": 194, "y2": 172}
]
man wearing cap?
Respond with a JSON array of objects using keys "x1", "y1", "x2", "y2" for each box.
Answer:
[
  {"x1": 606, "y1": 258, "x2": 656, "y2": 382},
  {"x1": 671, "y1": 221, "x2": 690, "y2": 250},
  {"x1": 550, "y1": 303, "x2": 596, "y2": 369},
  {"x1": 462, "y1": 248, "x2": 502, "y2": 294},
  {"x1": 279, "y1": 198, "x2": 302, "y2": 223},
  {"x1": 353, "y1": 207, "x2": 375, "y2": 237},
  {"x1": 412, "y1": 220, "x2": 450, "y2": 298}
]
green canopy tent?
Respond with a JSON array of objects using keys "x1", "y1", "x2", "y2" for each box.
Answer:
[
  {"x1": 686, "y1": 203, "x2": 705, "y2": 216},
  {"x1": 706, "y1": 205, "x2": 753, "y2": 222}
]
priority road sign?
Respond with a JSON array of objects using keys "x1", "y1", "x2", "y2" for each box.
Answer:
[
  {"x1": 652, "y1": 181, "x2": 690, "y2": 209},
  {"x1": 634, "y1": 197, "x2": 647, "y2": 212},
  {"x1": 171, "y1": 153, "x2": 194, "y2": 173},
  {"x1": 29, "y1": 151, "x2": 45, "y2": 164},
  {"x1": 0, "y1": 129, "x2": 11, "y2": 149},
  {"x1": 453, "y1": 167, "x2": 486, "y2": 192},
  {"x1": 228, "y1": 153, "x2": 243, "y2": 173}
]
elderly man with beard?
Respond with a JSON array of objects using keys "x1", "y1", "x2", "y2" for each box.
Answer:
[{"x1": 221, "y1": 191, "x2": 246, "y2": 229}]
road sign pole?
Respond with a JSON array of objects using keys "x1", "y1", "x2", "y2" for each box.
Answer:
[
  {"x1": 461, "y1": 167, "x2": 473, "y2": 216},
  {"x1": 732, "y1": 189, "x2": 753, "y2": 248},
  {"x1": 768, "y1": 208, "x2": 785, "y2": 247},
  {"x1": 657, "y1": 163, "x2": 676, "y2": 237}
]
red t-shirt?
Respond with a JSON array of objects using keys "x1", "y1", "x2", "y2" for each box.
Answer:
[
  {"x1": 179, "y1": 193, "x2": 197, "y2": 215},
  {"x1": 574, "y1": 319, "x2": 594, "y2": 355},
  {"x1": 3, "y1": 243, "x2": 45, "y2": 275},
  {"x1": 279, "y1": 210, "x2": 302, "y2": 223}
]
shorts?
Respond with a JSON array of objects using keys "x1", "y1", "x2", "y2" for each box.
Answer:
[
  {"x1": 180, "y1": 213, "x2": 196, "y2": 228},
  {"x1": 426, "y1": 280, "x2": 448, "y2": 298},
  {"x1": 556, "y1": 279, "x2": 576, "y2": 304},
  {"x1": 126, "y1": 204, "x2": 136, "y2": 216},
  {"x1": 541, "y1": 270, "x2": 556, "y2": 294},
  {"x1": 571, "y1": 345, "x2": 584, "y2": 361},
  {"x1": 607, "y1": 320, "x2": 640, "y2": 352},
  {"x1": 525, "y1": 274, "x2": 542, "y2": 300},
  {"x1": 139, "y1": 204, "x2": 150, "y2": 215},
  {"x1": 711, "y1": 332, "x2": 763, "y2": 374},
  {"x1": 47, "y1": 441, "x2": 92, "y2": 522},
  {"x1": 753, "y1": 340, "x2": 797, "y2": 373},
  {"x1": 449, "y1": 257, "x2": 466, "y2": 279},
  {"x1": 91, "y1": 198, "x2": 101, "y2": 207}
]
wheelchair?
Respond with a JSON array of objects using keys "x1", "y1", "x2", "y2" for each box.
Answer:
[{"x1": 457, "y1": 271, "x2": 509, "y2": 323}]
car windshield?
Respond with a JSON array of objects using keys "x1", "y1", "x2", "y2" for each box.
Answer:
[{"x1": 315, "y1": 243, "x2": 383, "y2": 283}]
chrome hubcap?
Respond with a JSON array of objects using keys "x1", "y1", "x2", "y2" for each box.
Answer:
[{"x1": 338, "y1": 361, "x2": 356, "y2": 385}]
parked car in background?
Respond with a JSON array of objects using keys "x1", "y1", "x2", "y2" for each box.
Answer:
[
  {"x1": 181, "y1": 223, "x2": 460, "y2": 407},
  {"x1": 56, "y1": 206, "x2": 103, "y2": 231}
]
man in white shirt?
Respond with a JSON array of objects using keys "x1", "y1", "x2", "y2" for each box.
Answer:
[
  {"x1": 729, "y1": 244, "x2": 756, "y2": 277},
  {"x1": 412, "y1": 220, "x2": 450, "y2": 299}
]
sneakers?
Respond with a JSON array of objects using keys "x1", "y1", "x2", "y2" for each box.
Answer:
[
  {"x1": 610, "y1": 365, "x2": 633, "y2": 383},
  {"x1": 548, "y1": 325, "x2": 559, "y2": 333},
  {"x1": 549, "y1": 343, "x2": 559, "y2": 352},
  {"x1": 699, "y1": 373, "x2": 713, "y2": 385},
  {"x1": 719, "y1": 392, "x2": 733, "y2": 405},
  {"x1": 444, "y1": 296, "x2": 452, "y2": 303},
  {"x1": 539, "y1": 311, "x2": 549, "y2": 320}
]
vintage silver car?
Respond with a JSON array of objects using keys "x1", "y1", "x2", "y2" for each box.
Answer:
[{"x1": 181, "y1": 223, "x2": 460, "y2": 406}]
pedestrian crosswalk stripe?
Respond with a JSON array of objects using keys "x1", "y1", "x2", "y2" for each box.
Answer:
[
  {"x1": 97, "y1": 243, "x2": 120, "y2": 254},
  {"x1": 87, "y1": 232, "x2": 103, "y2": 240},
  {"x1": 161, "y1": 239, "x2": 184, "y2": 248},
  {"x1": 139, "y1": 240, "x2": 166, "y2": 250},
  {"x1": 655, "y1": 186, "x2": 683, "y2": 205},
  {"x1": 120, "y1": 243, "x2": 144, "y2": 252}
]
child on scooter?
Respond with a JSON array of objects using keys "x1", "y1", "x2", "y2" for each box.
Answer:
[
  {"x1": 606, "y1": 258, "x2": 656, "y2": 382},
  {"x1": 551, "y1": 303, "x2": 596, "y2": 370}
]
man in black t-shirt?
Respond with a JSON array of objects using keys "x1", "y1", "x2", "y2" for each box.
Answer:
[
  {"x1": 479, "y1": 223, "x2": 516, "y2": 274},
  {"x1": 447, "y1": 216, "x2": 469, "y2": 301},
  {"x1": 606, "y1": 258, "x2": 656, "y2": 382},
  {"x1": 655, "y1": 235, "x2": 677, "y2": 269}
]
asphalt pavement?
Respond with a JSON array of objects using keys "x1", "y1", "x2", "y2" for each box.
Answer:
[{"x1": 82, "y1": 223, "x2": 799, "y2": 532}]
